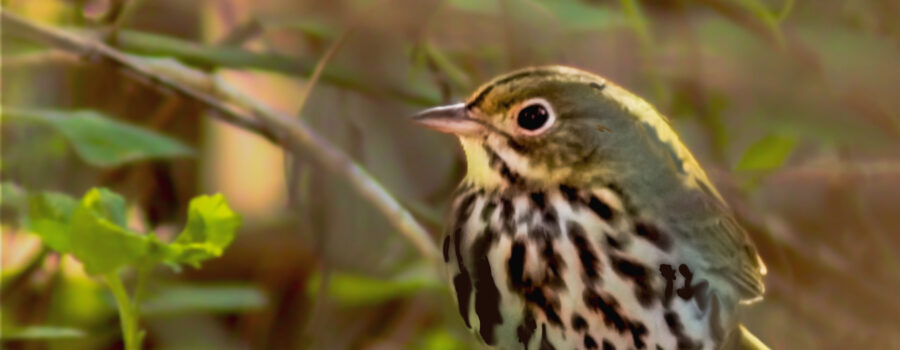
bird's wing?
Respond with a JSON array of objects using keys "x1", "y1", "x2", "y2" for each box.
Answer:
[{"x1": 681, "y1": 212, "x2": 766, "y2": 303}]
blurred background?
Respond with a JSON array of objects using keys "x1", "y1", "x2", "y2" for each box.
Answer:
[{"x1": 2, "y1": 0, "x2": 899, "y2": 349}]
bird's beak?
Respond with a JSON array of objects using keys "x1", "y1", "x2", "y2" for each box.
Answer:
[{"x1": 412, "y1": 103, "x2": 484, "y2": 136}]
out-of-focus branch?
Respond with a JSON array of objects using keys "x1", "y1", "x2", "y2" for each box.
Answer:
[
  {"x1": 2, "y1": 11, "x2": 277, "y2": 140},
  {"x1": 1, "y1": 10, "x2": 443, "y2": 265},
  {"x1": 72, "y1": 28, "x2": 437, "y2": 106}
]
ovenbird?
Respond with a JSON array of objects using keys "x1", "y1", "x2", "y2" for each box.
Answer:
[{"x1": 414, "y1": 66, "x2": 767, "y2": 350}]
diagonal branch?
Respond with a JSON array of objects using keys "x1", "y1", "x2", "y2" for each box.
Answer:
[{"x1": 1, "y1": 10, "x2": 442, "y2": 265}]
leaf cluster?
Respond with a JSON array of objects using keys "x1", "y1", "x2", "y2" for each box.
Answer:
[{"x1": 22, "y1": 187, "x2": 240, "y2": 275}]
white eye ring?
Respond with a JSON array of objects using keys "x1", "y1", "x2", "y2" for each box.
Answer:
[{"x1": 514, "y1": 98, "x2": 556, "y2": 136}]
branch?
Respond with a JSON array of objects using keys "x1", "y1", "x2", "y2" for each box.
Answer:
[
  {"x1": 79, "y1": 28, "x2": 438, "y2": 106},
  {"x1": 1, "y1": 10, "x2": 443, "y2": 265}
]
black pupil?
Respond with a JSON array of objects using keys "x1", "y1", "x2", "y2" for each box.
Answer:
[{"x1": 517, "y1": 104, "x2": 549, "y2": 131}]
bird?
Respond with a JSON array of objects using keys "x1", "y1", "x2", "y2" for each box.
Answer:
[{"x1": 412, "y1": 66, "x2": 768, "y2": 350}]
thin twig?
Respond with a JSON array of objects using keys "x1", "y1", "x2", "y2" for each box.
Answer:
[
  {"x1": 108, "y1": 0, "x2": 147, "y2": 43},
  {"x1": 294, "y1": 29, "x2": 354, "y2": 114},
  {"x1": 1, "y1": 9, "x2": 443, "y2": 265}
]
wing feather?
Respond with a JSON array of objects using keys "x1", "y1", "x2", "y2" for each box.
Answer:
[{"x1": 684, "y1": 213, "x2": 766, "y2": 302}]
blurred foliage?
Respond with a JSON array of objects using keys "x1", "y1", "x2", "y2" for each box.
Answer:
[
  {"x1": 2, "y1": 0, "x2": 899, "y2": 349},
  {"x1": 2, "y1": 109, "x2": 193, "y2": 167},
  {"x1": 306, "y1": 263, "x2": 442, "y2": 307},
  {"x1": 139, "y1": 284, "x2": 266, "y2": 316},
  {"x1": 5, "y1": 185, "x2": 245, "y2": 349},
  {"x1": 2, "y1": 326, "x2": 87, "y2": 340}
]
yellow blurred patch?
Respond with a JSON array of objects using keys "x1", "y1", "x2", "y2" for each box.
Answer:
[{"x1": 203, "y1": 70, "x2": 309, "y2": 220}]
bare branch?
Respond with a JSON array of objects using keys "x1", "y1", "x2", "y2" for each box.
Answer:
[{"x1": 1, "y1": 9, "x2": 443, "y2": 265}]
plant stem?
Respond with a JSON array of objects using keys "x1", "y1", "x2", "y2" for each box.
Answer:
[{"x1": 105, "y1": 272, "x2": 142, "y2": 350}]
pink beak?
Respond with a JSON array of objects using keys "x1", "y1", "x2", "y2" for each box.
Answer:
[{"x1": 412, "y1": 103, "x2": 485, "y2": 136}]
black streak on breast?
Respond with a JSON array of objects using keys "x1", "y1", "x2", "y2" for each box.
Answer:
[
  {"x1": 605, "y1": 235, "x2": 623, "y2": 250},
  {"x1": 481, "y1": 200, "x2": 497, "y2": 222},
  {"x1": 603, "y1": 339, "x2": 616, "y2": 350},
  {"x1": 452, "y1": 271, "x2": 472, "y2": 328},
  {"x1": 533, "y1": 227, "x2": 566, "y2": 288},
  {"x1": 525, "y1": 288, "x2": 563, "y2": 326},
  {"x1": 451, "y1": 193, "x2": 477, "y2": 328},
  {"x1": 530, "y1": 191, "x2": 546, "y2": 210},
  {"x1": 472, "y1": 227, "x2": 502, "y2": 345},
  {"x1": 587, "y1": 195, "x2": 614, "y2": 221},
  {"x1": 567, "y1": 221, "x2": 601, "y2": 283},
  {"x1": 634, "y1": 222, "x2": 672, "y2": 252},
  {"x1": 583, "y1": 289, "x2": 627, "y2": 333},
  {"x1": 572, "y1": 314, "x2": 588, "y2": 332},
  {"x1": 539, "y1": 324, "x2": 557, "y2": 350},
  {"x1": 518, "y1": 309, "x2": 537, "y2": 348},
  {"x1": 508, "y1": 241, "x2": 528, "y2": 290},
  {"x1": 629, "y1": 321, "x2": 648, "y2": 349},
  {"x1": 500, "y1": 197, "x2": 516, "y2": 234},
  {"x1": 559, "y1": 185, "x2": 580, "y2": 206},
  {"x1": 665, "y1": 311, "x2": 699, "y2": 350},
  {"x1": 609, "y1": 255, "x2": 655, "y2": 307},
  {"x1": 585, "y1": 335, "x2": 599, "y2": 349},
  {"x1": 442, "y1": 235, "x2": 450, "y2": 262}
]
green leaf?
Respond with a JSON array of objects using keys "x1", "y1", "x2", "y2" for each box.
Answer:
[
  {"x1": 140, "y1": 284, "x2": 267, "y2": 316},
  {"x1": 69, "y1": 189, "x2": 149, "y2": 275},
  {"x1": 27, "y1": 191, "x2": 79, "y2": 252},
  {"x1": 167, "y1": 194, "x2": 241, "y2": 267},
  {"x1": 307, "y1": 263, "x2": 441, "y2": 307},
  {"x1": 79, "y1": 187, "x2": 128, "y2": 227},
  {"x1": 736, "y1": 134, "x2": 796, "y2": 171},
  {"x1": 1, "y1": 326, "x2": 86, "y2": 340},
  {"x1": 3, "y1": 108, "x2": 193, "y2": 167}
]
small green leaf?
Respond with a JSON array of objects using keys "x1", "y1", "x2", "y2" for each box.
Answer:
[
  {"x1": 140, "y1": 284, "x2": 267, "y2": 316},
  {"x1": 69, "y1": 189, "x2": 149, "y2": 275},
  {"x1": 168, "y1": 194, "x2": 241, "y2": 267},
  {"x1": 1, "y1": 326, "x2": 86, "y2": 340},
  {"x1": 736, "y1": 134, "x2": 796, "y2": 171},
  {"x1": 27, "y1": 192, "x2": 79, "y2": 252},
  {"x1": 308, "y1": 263, "x2": 441, "y2": 307},
  {"x1": 3, "y1": 108, "x2": 193, "y2": 167},
  {"x1": 78, "y1": 187, "x2": 128, "y2": 227}
]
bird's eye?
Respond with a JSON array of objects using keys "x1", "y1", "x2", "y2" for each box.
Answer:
[{"x1": 516, "y1": 100, "x2": 554, "y2": 134}]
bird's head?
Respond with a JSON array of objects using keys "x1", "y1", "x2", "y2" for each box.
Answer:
[{"x1": 414, "y1": 66, "x2": 717, "y2": 201}]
